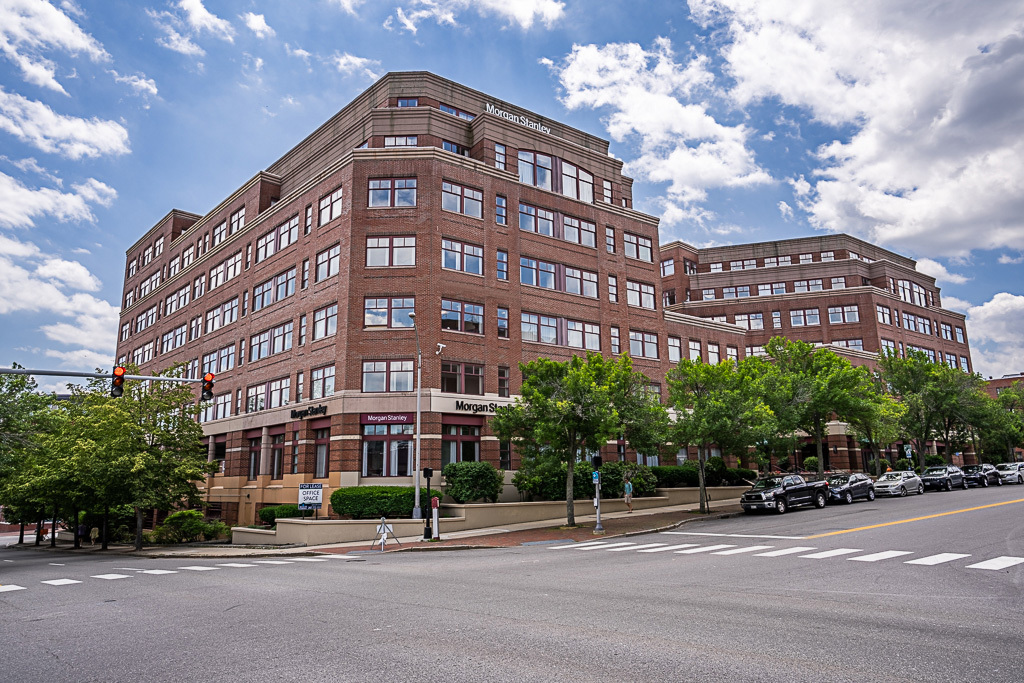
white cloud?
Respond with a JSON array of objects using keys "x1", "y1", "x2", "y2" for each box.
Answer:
[
  {"x1": 555, "y1": 38, "x2": 771, "y2": 228},
  {"x1": 390, "y1": 0, "x2": 564, "y2": 33},
  {"x1": 330, "y1": 0, "x2": 366, "y2": 15},
  {"x1": 0, "y1": 0, "x2": 109, "y2": 94},
  {"x1": 285, "y1": 43, "x2": 312, "y2": 65},
  {"x1": 154, "y1": 23, "x2": 205, "y2": 57},
  {"x1": 1, "y1": 155, "x2": 61, "y2": 185},
  {"x1": 915, "y1": 258, "x2": 970, "y2": 285},
  {"x1": 964, "y1": 292, "x2": 1024, "y2": 378},
  {"x1": 241, "y1": 12, "x2": 275, "y2": 39},
  {"x1": 34, "y1": 257, "x2": 100, "y2": 291},
  {"x1": 0, "y1": 171, "x2": 116, "y2": 229},
  {"x1": 777, "y1": 201, "x2": 793, "y2": 220},
  {"x1": 44, "y1": 347, "x2": 113, "y2": 371},
  {"x1": 690, "y1": 0, "x2": 1024, "y2": 260},
  {"x1": 998, "y1": 253, "x2": 1024, "y2": 264},
  {"x1": 329, "y1": 52, "x2": 380, "y2": 80},
  {"x1": 109, "y1": 69, "x2": 158, "y2": 97},
  {"x1": 0, "y1": 88, "x2": 130, "y2": 159},
  {"x1": 178, "y1": 0, "x2": 234, "y2": 42},
  {"x1": 940, "y1": 295, "x2": 971, "y2": 313}
]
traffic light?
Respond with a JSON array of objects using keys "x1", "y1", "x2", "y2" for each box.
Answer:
[
  {"x1": 110, "y1": 366, "x2": 126, "y2": 398},
  {"x1": 201, "y1": 372, "x2": 215, "y2": 400}
]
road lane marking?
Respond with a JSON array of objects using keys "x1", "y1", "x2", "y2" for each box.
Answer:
[
  {"x1": 139, "y1": 569, "x2": 177, "y2": 575},
  {"x1": 178, "y1": 566, "x2": 218, "y2": 571},
  {"x1": 806, "y1": 498, "x2": 1024, "y2": 538},
  {"x1": 547, "y1": 541, "x2": 607, "y2": 550},
  {"x1": 800, "y1": 548, "x2": 862, "y2": 559},
  {"x1": 91, "y1": 574, "x2": 130, "y2": 580},
  {"x1": 606, "y1": 543, "x2": 666, "y2": 552},
  {"x1": 755, "y1": 546, "x2": 816, "y2": 557},
  {"x1": 849, "y1": 551, "x2": 913, "y2": 562},
  {"x1": 576, "y1": 542, "x2": 635, "y2": 551},
  {"x1": 675, "y1": 544, "x2": 737, "y2": 554},
  {"x1": 905, "y1": 553, "x2": 971, "y2": 566},
  {"x1": 636, "y1": 544, "x2": 699, "y2": 553},
  {"x1": 712, "y1": 545, "x2": 774, "y2": 555},
  {"x1": 281, "y1": 558, "x2": 327, "y2": 562},
  {"x1": 253, "y1": 560, "x2": 295, "y2": 565},
  {"x1": 217, "y1": 563, "x2": 258, "y2": 568},
  {"x1": 966, "y1": 556, "x2": 1024, "y2": 570},
  {"x1": 41, "y1": 579, "x2": 81, "y2": 586},
  {"x1": 0, "y1": 585, "x2": 26, "y2": 592},
  {"x1": 662, "y1": 532, "x2": 807, "y2": 540}
]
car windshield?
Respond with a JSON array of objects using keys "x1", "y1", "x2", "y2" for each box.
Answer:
[
  {"x1": 996, "y1": 464, "x2": 1014, "y2": 471},
  {"x1": 924, "y1": 467, "x2": 947, "y2": 476},
  {"x1": 752, "y1": 478, "x2": 783, "y2": 490},
  {"x1": 962, "y1": 466, "x2": 981, "y2": 473},
  {"x1": 827, "y1": 476, "x2": 849, "y2": 485},
  {"x1": 879, "y1": 473, "x2": 903, "y2": 481}
]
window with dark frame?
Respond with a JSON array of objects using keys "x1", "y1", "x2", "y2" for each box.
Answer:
[
  {"x1": 368, "y1": 178, "x2": 417, "y2": 207},
  {"x1": 366, "y1": 236, "x2": 415, "y2": 267}
]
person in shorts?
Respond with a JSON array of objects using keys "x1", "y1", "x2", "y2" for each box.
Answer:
[{"x1": 624, "y1": 477, "x2": 634, "y2": 513}]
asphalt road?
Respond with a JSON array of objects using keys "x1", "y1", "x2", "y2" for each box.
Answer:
[{"x1": 2, "y1": 484, "x2": 1022, "y2": 682}]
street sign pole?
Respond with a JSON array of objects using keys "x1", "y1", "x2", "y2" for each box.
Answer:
[{"x1": 593, "y1": 470, "x2": 604, "y2": 534}]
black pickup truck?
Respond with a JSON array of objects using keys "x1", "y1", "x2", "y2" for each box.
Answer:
[{"x1": 740, "y1": 475, "x2": 829, "y2": 514}]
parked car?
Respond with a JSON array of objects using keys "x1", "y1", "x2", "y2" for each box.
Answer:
[
  {"x1": 995, "y1": 463, "x2": 1024, "y2": 485},
  {"x1": 740, "y1": 474, "x2": 829, "y2": 514},
  {"x1": 962, "y1": 464, "x2": 1002, "y2": 487},
  {"x1": 921, "y1": 465, "x2": 968, "y2": 491},
  {"x1": 826, "y1": 473, "x2": 875, "y2": 504},
  {"x1": 874, "y1": 470, "x2": 924, "y2": 497}
]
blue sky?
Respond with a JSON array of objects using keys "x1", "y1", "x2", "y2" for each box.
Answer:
[{"x1": 2, "y1": 0, "x2": 1023, "y2": 391}]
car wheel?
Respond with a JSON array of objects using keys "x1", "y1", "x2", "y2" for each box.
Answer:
[
  {"x1": 899, "y1": 486, "x2": 907, "y2": 497},
  {"x1": 981, "y1": 478, "x2": 988, "y2": 487},
  {"x1": 918, "y1": 484, "x2": 924, "y2": 495},
  {"x1": 1018, "y1": 476, "x2": 1023, "y2": 485},
  {"x1": 815, "y1": 492, "x2": 827, "y2": 509},
  {"x1": 775, "y1": 498, "x2": 787, "y2": 514},
  {"x1": 996, "y1": 477, "x2": 1003, "y2": 486},
  {"x1": 867, "y1": 488, "x2": 875, "y2": 501},
  {"x1": 945, "y1": 479, "x2": 952, "y2": 491},
  {"x1": 844, "y1": 491, "x2": 854, "y2": 505},
  {"x1": 962, "y1": 479, "x2": 969, "y2": 490}
]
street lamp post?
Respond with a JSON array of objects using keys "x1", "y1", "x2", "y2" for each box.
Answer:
[{"x1": 409, "y1": 313, "x2": 423, "y2": 520}]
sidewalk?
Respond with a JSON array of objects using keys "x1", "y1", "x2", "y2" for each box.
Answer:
[{"x1": 4, "y1": 499, "x2": 743, "y2": 558}]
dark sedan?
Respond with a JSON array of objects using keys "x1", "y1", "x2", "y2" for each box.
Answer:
[
  {"x1": 921, "y1": 465, "x2": 968, "y2": 491},
  {"x1": 826, "y1": 473, "x2": 876, "y2": 504},
  {"x1": 962, "y1": 464, "x2": 1002, "y2": 487}
]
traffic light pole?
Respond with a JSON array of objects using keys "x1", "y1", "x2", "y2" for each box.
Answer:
[{"x1": 0, "y1": 368, "x2": 204, "y2": 383}]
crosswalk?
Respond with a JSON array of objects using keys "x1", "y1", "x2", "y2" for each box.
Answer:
[
  {"x1": 0, "y1": 554, "x2": 352, "y2": 593},
  {"x1": 546, "y1": 536, "x2": 1024, "y2": 574}
]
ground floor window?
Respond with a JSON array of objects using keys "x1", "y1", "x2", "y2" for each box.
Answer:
[
  {"x1": 314, "y1": 428, "x2": 330, "y2": 478},
  {"x1": 362, "y1": 424, "x2": 414, "y2": 476},
  {"x1": 271, "y1": 434, "x2": 286, "y2": 479},
  {"x1": 248, "y1": 438, "x2": 260, "y2": 480},
  {"x1": 441, "y1": 424, "x2": 480, "y2": 467}
]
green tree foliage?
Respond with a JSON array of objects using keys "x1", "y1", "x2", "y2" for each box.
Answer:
[
  {"x1": 845, "y1": 370, "x2": 907, "y2": 477},
  {"x1": 976, "y1": 382, "x2": 1024, "y2": 462},
  {"x1": 330, "y1": 486, "x2": 443, "y2": 519},
  {"x1": 492, "y1": 352, "x2": 667, "y2": 526},
  {"x1": 878, "y1": 350, "x2": 949, "y2": 469},
  {"x1": 442, "y1": 461, "x2": 504, "y2": 503}
]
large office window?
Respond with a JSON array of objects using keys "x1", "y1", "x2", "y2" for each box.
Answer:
[
  {"x1": 518, "y1": 151, "x2": 552, "y2": 190},
  {"x1": 368, "y1": 178, "x2": 416, "y2": 207},
  {"x1": 362, "y1": 424, "x2": 414, "y2": 477},
  {"x1": 441, "y1": 182, "x2": 483, "y2": 218},
  {"x1": 366, "y1": 236, "x2": 415, "y2": 267},
  {"x1": 442, "y1": 239, "x2": 483, "y2": 275},
  {"x1": 315, "y1": 245, "x2": 341, "y2": 281},
  {"x1": 441, "y1": 362, "x2": 484, "y2": 395},
  {"x1": 623, "y1": 233, "x2": 653, "y2": 261},
  {"x1": 441, "y1": 299, "x2": 483, "y2": 334},
  {"x1": 362, "y1": 360, "x2": 414, "y2": 392},
  {"x1": 364, "y1": 297, "x2": 414, "y2": 328}
]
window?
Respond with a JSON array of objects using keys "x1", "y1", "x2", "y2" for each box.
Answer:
[
  {"x1": 567, "y1": 320, "x2": 601, "y2": 350},
  {"x1": 440, "y1": 103, "x2": 474, "y2": 120},
  {"x1": 255, "y1": 230, "x2": 276, "y2": 263},
  {"x1": 521, "y1": 313, "x2": 539, "y2": 342},
  {"x1": 794, "y1": 279, "x2": 822, "y2": 292},
  {"x1": 881, "y1": 339, "x2": 896, "y2": 354},
  {"x1": 230, "y1": 207, "x2": 244, "y2": 235},
  {"x1": 668, "y1": 337, "x2": 682, "y2": 363},
  {"x1": 494, "y1": 144, "x2": 506, "y2": 170},
  {"x1": 602, "y1": 180, "x2": 613, "y2": 204},
  {"x1": 366, "y1": 236, "x2": 415, "y2": 267},
  {"x1": 253, "y1": 279, "x2": 273, "y2": 312},
  {"x1": 831, "y1": 277, "x2": 846, "y2": 289},
  {"x1": 960, "y1": 356, "x2": 969, "y2": 371},
  {"x1": 561, "y1": 162, "x2": 594, "y2": 203},
  {"x1": 519, "y1": 204, "x2": 554, "y2": 236},
  {"x1": 565, "y1": 268, "x2": 598, "y2": 298},
  {"x1": 267, "y1": 378, "x2": 290, "y2": 408},
  {"x1": 442, "y1": 140, "x2": 470, "y2": 157},
  {"x1": 833, "y1": 339, "x2": 864, "y2": 351},
  {"x1": 397, "y1": 98, "x2": 418, "y2": 107},
  {"x1": 142, "y1": 247, "x2": 153, "y2": 265},
  {"x1": 315, "y1": 244, "x2": 341, "y2": 281},
  {"x1": 165, "y1": 285, "x2": 190, "y2": 315},
  {"x1": 139, "y1": 272, "x2": 160, "y2": 298},
  {"x1": 661, "y1": 259, "x2": 675, "y2": 277},
  {"x1": 902, "y1": 312, "x2": 917, "y2": 331},
  {"x1": 790, "y1": 308, "x2": 821, "y2": 326},
  {"x1": 876, "y1": 305, "x2": 892, "y2": 325},
  {"x1": 772, "y1": 311, "x2": 782, "y2": 329},
  {"x1": 626, "y1": 281, "x2": 656, "y2": 309},
  {"x1": 610, "y1": 327, "x2": 621, "y2": 354},
  {"x1": 735, "y1": 313, "x2": 764, "y2": 330},
  {"x1": 212, "y1": 221, "x2": 227, "y2": 246},
  {"x1": 128, "y1": 259, "x2": 137, "y2": 278},
  {"x1": 897, "y1": 280, "x2": 927, "y2": 306},
  {"x1": 799, "y1": 253, "x2": 813, "y2": 264},
  {"x1": 169, "y1": 257, "x2": 180, "y2": 277},
  {"x1": 194, "y1": 275, "x2": 205, "y2": 299},
  {"x1": 686, "y1": 339, "x2": 701, "y2": 361},
  {"x1": 708, "y1": 343, "x2": 720, "y2": 364},
  {"x1": 209, "y1": 252, "x2": 241, "y2": 290},
  {"x1": 498, "y1": 366, "x2": 510, "y2": 398},
  {"x1": 629, "y1": 330, "x2": 659, "y2": 359},
  {"x1": 250, "y1": 321, "x2": 292, "y2": 361},
  {"x1": 442, "y1": 239, "x2": 483, "y2": 275},
  {"x1": 518, "y1": 151, "x2": 552, "y2": 190},
  {"x1": 442, "y1": 181, "x2": 483, "y2": 218},
  {"x1": 441, "y1": 424, "x2": 481, "y2": 467},
  {"x1": 940, "y1": 323, "x2": 953, "y2": 340},
  {"x1": 314, "y1": 429, "x2": 330, "y2": 478},
  {"x1": 702, "y1": 289, "x2": 716, "y2": 301},
  {"x1": 605, "y1": 227, "x2": 615, "y2": 253},
  {"x1": 496, "y1": 250, "x2": 508, "y2": 281},
  {"x1": 182, "y1": 246, "x2": 194, "y2": 268},
  {"x1": 828, "y1": 305, "x2": 859, "y2": 324},
  {"x1": 313, "y1": 304, "x2": 338, "y2": 340},
  {"x1": 663, "y1": 289, "x2": 676, "y2": 307},
  {"x1": 441, "y1": 299, "x2": 483, "y2": 334},
  {"x1": 362, "y1": 360, "x2": 414, "y2": 392},
  {"x1": 821, "y1": 251, "x2": 834, "y2": 262},
  {"x1": 368, "y1": 178, "x2": 416, "y2": 207},
  {"x1": 204, "y1": 298, "x2": 239, "y2": 333},
  {"x1": 520, "y1": 257, "x2": 555, "y2": 289},
  {"x1": 730, "y1": 259, "x2": 756, "y2": 270},
  {"x1": 440, "y1": 362, "x2": 484, "y2": 395},
  {"x1": 624, "y1": 233, "x2": 653, "y2": 261},
  {"x1": 497, "y1": 307, "x2": 509, "y2": 339},
  {"x1": 124, "y1": 290, "x2": 134, "y2": 308},
  {"x1": 364, "y1": 297, "x2": 414, "y2": 328},
  {"x1": 311, "y1": 365, "x2": 335, "y2": 399},
  {"x1": 709, "y1": 263, "x2": 723, "y2": 273},
  {"x1": 189, "y1": 316, "x2": 202, "y2": 341},
  {"x1": 120, "y1": 323, "x2": 130, "y2": 341},
  {"x1": 495, "y1": 195, "x2": 507, "y2": 225},
  {"x1": 723, "y1": 286, "x2": 751, "y2": 298},
  {"x1": 955, "y1": 327, "x2": 965, "y2": 343},
  {"x1": 362, "y1": 423, "x2": 414, "y2": 477},
  {"x1": 384, "y1": 136, "x2": 417, "y2": 147},
  {"x1": 562, "y1": 216, "x2": 596, "y2": 247},
  {"x1": 764, "y1": 255, "x2": 791, "y2": 267},
  {"x1": 726, "y1": 346, "x2": 739, "y2": 362}
]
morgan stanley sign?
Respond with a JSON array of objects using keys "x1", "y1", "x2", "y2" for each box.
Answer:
[{"x1": 486, "y1": 103, "x2": 551, "y2": 135}]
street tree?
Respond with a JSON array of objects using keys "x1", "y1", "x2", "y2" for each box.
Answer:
[{"x1": 845, "y1": 371, "x2": 907, "y2": 476}]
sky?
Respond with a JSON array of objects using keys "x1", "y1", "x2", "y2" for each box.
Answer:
[{"x1": 1, "y1": 0, "x2": 1023, "y2": 392}]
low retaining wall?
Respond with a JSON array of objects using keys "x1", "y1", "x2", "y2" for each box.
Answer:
[{"x1": 229, "y1": 486, "x2": 748, "y2": 546}]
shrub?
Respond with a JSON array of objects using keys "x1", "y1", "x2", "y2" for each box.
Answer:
[
  {"x1": 651, "y1": 463, "x2": 699, "y2": 488},
  {"x1": 443, "y1": 461, "x2": 504, "y2": 503},
  {"x1": 259, "y1": 504, "x2": 302, "y2": 526},
  {"x1": 599, "y1": 461, "x2": 656, "y2": 498},
  {"x1": 723, "y1": 467, "x2": 758, "y2": 486},
  {"x1": 924, "y1": 454, "x2": 946, "y2": 467},
  {"x1": 330, "y1": 486, "x2": 443, "y2": 520},
  {"x1": 802, "y1": 456, "x2": 819, "y2": 472},
  {"x1": 893, "y1": 458, "x2": 914, "y2": 471},
  {"x1": 703, "y1": 456, "x2": 726, "y2": 486},
  {"x1": 151, "y1": 510, "x2": 229, "y2": 543},
  {"x1": 513, "y1": 460, "x2": 595, "y2": 501},
  {"x1": 867, "y1": 459, "x2": 891, "y2": 474}
]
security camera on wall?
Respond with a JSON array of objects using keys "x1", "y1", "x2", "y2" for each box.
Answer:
[{"x1": 436, "y1": 343, "x2": 446, "y2": 355}]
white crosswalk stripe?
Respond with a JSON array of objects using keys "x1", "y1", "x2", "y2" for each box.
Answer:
[
  {"x1": 0, "y1": 585, "x2": 26, "y2": 592},
  {"x1": 254, "y1": 560, "x2": 295, "y2": 565},
  {"x1": 712, "y1": 545, "x2": 774, "y2": 555},
  {"x1": 179, "y1": 566, "x2": 218, "y2": 571},
  {"x1": 676, "y1": 544, "x2": 737, "y2": 554},
  {"x1": 636, "y1": 544, "x2": 700, "y2": 553},
  {"x1": 800, "y1": 548, "x2": 862, "y2": 559},
  {"x1": 849, "y1": 551, "x2": 913, "y2": 563},
  {"x1": 217, "y1": 563, "x2": 258, "y2": 568},
  {"x1": 282, "y1": 558, "x2": 329, "y2": 562},
  {"x1": 755, "y1": 546, "x2": 817, "y2": 557},
  {"x1": 41, "y1": 579, "x2": 80, "y2": 586},
  {"x1": 139, "y1": 569, "x2": 177, "y2": 575},
  {"x1": 91, "y1": 574, "x2": 130, "y2": 580},
  {"x1": 966, "y1": 556, "x2": 1024, "y2": 570},
  {"x1": 905, "y1": 553, "x2": 971, "y2": 566},
  {"x1": 547, "y1": 541, "x2": 607, "y2": 550},
  {"x1": 578, "y1": 542, "x2": 635, "y2": 551},
  {"x1": 606, "y1": 543, "x2": 666, "y2": 552}
]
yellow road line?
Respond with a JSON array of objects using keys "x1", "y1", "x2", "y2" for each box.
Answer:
[{"x1": 806, "y1": 498, "x2": 1024, "y2": 539}]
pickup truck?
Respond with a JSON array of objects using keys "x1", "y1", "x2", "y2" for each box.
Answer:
[{"x1": 740, "y1": 474, "x2": 829, "y2": 514}]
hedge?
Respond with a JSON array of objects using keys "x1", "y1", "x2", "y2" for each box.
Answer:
[
  {"x1": 652, "y1": 463, "x2": 757, "y2": 488},
  {"x1": 330, "y1": 486, "x2": 443, "y2": 520},
  {"x1": 443, "y1": 461, "x2": 504, "y2": 503},
  {"x1": 151, "y1": 510, "x2": 230, "y2": 543},
  {"x1": 598, "y1": 461, "x2": 656, "y2": 498},
  {"x1": 258, "y1": 504, "x2": 302, "y2": 526}
]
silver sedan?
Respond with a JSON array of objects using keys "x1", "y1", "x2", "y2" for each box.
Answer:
[
  {"x1": 874, "y1": 471, "x2": 924, "y2": 497},
  {"x1": 995, "y1": 463, "x2": 1024, "y2": 485}
]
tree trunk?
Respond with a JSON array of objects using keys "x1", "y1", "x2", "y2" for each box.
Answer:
[
  {"x1": 35, "y1": 516, "x2": 42, "y2": 546},
  {"x1": 50, "y1": 503, "x2": 57, "y2": 548},
  {"x1": 101, "y1": 506, "x2": 109, "y2": 551},
  {"x1": 697, "y1": 445, "x2": 707, "y2": 514},
  {"x1": 565, "y1": 448, "x2": 576, "y2": 527},
  {"x1": 18, "y1": 521, "x2": 25, "y2": 545},
  {"x1": 73, "y1": 506, "x2": 80, "y2": 550},
  {"x1": 815, "y1": 416, "x2": 825, "y2": 477},
  {"x1": 134, "y1": 506, "x2": 145, "y2": 551}
]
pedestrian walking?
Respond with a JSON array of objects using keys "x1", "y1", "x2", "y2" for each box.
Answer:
[
  {"x1": 89, "y1": 527, "x2": 99, "y2": 545},
  {"x1": 624, "y1": 477, "x2": 634, "y2": 513}
]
